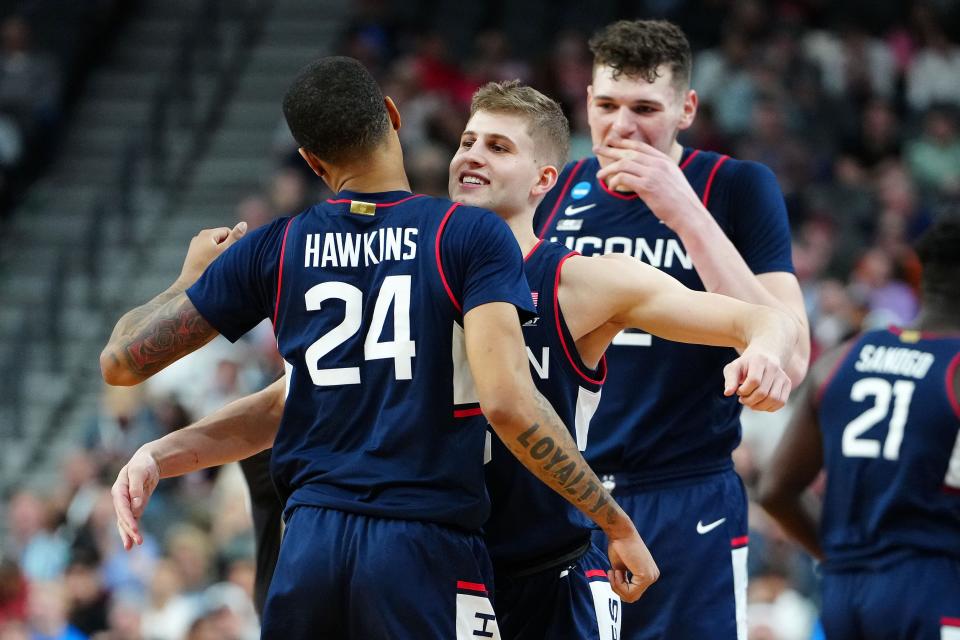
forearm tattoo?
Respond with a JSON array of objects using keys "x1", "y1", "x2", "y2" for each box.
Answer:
[
  {"x1": 105, "y1": 286, "x2": 215, "y2": 380},
  {"x1": 511, "y1": 395, "x2": 619, "y2": 526}
]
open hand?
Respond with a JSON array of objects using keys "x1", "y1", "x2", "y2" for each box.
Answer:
[{"x1": 111, "y1": 447, "x2": 161, "y2": 550}]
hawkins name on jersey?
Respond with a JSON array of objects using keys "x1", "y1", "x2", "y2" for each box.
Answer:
[{"x1": 304, "y1": 228, "x2": 419, "y2": 268}]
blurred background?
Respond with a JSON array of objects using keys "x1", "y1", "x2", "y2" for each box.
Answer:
[{"x1": 0, "y1": 0, "x2": 958, "y2": 638}]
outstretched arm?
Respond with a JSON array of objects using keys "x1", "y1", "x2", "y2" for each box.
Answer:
[
  {"x1": 113, "y1": 376, "x2": 284, "y2": 549},
  {"x1": 561, "y1": 252, "x2": 797, "y2": 411},
  {"x1": 100, "y1": 224, "x2": 246, "y2": 385},
  {"x1": 464, "y1": 302, "x2": 658, "y2": 602}
]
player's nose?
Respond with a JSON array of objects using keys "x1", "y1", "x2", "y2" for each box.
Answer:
[{"x1": 612, "y1": 106, "x2": 635, "y2": 136}]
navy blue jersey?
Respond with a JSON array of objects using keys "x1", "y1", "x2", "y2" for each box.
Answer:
[
  {"x1": 534, "y1": 150, "x2": 794, "y2": 485},
  {"x1": 187, "y1": 190, "x2": 535, "y2": 531},
  {"x1": 484, "y1": 241, "x2": 606, "y2": 572},
  {"x1": 817, "y1": 327, "x2": 960, "y2": 571}
]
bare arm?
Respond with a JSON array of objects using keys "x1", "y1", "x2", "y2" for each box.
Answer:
[
  {"x1": 595, "y1": 141, "x2": 810, "y2": 385},
  {"x1": 463, "y1": 302, "x2": 658, "y2": 601},
  {"x1": 112, "y1": 377, "x2": 284, "y2": 548},
  {"x1": 756, "y1": 346, "x2": 851, "y2": 561},
  {"x1": 562, "y1": 253, "x2": 796, "y2": 411},
  {"x1": 100, "y1": 224, "x2": 246, "y2": 386}
]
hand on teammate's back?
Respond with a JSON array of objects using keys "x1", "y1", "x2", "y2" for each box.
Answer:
[
  {"x1": 722, "y1": 347, "x2": 792, "y2": 411},
  {"x1": 606, "y1": 529, "x2": 660, "y2": 602},
  {"x1": 111, "y1": 446, "x2": 161, "y2": 550},
  {"x1": 176, "y1": 221, "x2": 247, "y2": 287}
]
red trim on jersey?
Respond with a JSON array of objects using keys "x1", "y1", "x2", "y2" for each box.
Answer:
[
  {"x1": 524, "y1": 239, "x2": 545, "y2": 262},
  {"x1": 271, "y1": 217, "x2": 297, "y2": 332},
  {"x1": 946, "y1": 352, "x2": 960, "y2": 421},
  {"x1": 815, "y1": 339, "x2": 860, "y2": 405},
  {"x1": 679, "y1": 149, "x2": 700, "y2": 170},
  {"x1": 325, "y1": 194, "x2": 425, "y2": 208},
  {"x1": 584, "y1": 569, "x2": 608, "y2": 579},
  {"x1": 537, "y1": 159, "x2": 585, "y2": 240},
  {"x1": 435, "y1": 203, "x2": 462, "y2": 313},
  {"x1": 554, "y1": 252, "x2": 606, "y2": 385},
  {"x1": 942, "y1": 617, "x2": 960, "y2": 628},
  {"x1": 598, "y1": 176, "x2": 639, "y2": 200},
  {"x1": 701, "y1": 155, "x2": 730, "y2": 208},
  {"x1": 454, "y1": 407, "x2": 483, "y2": 418},
  {"x1": 944, "y1": 485, "x2": 960, "y2": 496},
  {"x1": 730, "y1": 536, "x2": 749, "y2": 548},
  {"x1": 456, "y1": 580, "x2": 487, "y2": 593}
]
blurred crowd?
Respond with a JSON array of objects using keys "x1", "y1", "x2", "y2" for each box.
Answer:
[
  {"x1": 3, "y1": 0, "x2": 960, "y2": 638},
  {"x1": 0, "y1": 1, "x2": 128, "y2": 219}
]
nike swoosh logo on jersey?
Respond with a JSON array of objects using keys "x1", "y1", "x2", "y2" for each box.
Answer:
[
  {"x1": 564, "y1": 203, "x2": 596, "y2": 216},
  {"x1": 696, "y1": 518, "x2": 726, "y2": 534}
]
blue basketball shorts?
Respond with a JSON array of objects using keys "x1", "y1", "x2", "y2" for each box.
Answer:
[
  {"x1": 261, "y1": 505, "x2": 501, "y2": 639},
  {"x1": 494, "y1": 542, "x2": 621, "y2": 640},
  {"x1": 820, "y1": 554, "x2": 960, "y2": 640},
  {"x1": 591, "y1": 470, "x2": 749, "y2": 640}
]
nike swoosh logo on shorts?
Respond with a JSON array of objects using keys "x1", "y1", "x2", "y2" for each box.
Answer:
[
  {"x1": 696, "y1": 518, "x2": 726, "y2": 534},
  {"x1": 564, "y1": 203, "x2": 596, "y2": 216}
]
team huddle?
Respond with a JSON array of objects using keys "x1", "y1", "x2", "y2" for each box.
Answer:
[{"x1": 98, "y1": 18, "x2": 960, "y2": 640}]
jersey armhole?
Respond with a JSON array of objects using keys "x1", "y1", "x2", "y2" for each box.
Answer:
[
  {"x1": 814, "y1": 339, "x2": 859, "y2": 405},
  {"x1": 554, "y1": 251, "x2": 606, "y2": 386},
  {"x1": 271, "y1": 216, "x2": 297, "y2": 333},
  {"x1": 435, "y1": 202, "x2": 463, "y2": 314},
  {"x1": 537, "y1": 159, "x2": 585, "y2": 240},
  {"x1": 945, "y1": 352, "x2": 960, "y2": 421},
  {"x1": 702, "y1": 154, "x2": 730, "y2": 209}
]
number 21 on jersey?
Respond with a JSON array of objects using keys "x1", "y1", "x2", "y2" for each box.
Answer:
[{"x1": 841, "y1": 377, "x2": 916, "y2": 460}]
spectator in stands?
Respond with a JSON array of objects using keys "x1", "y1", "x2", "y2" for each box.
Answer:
[
  {"x1": 0, "y1": 16, "x2": 60, "y2": 133},
  {"x1": 906, "y1": 106, "x2": 960, "y2": 197},
  {"x1": 906, "y1": 7, "x2": 960, "y2": 112},
  {"x1": 25, "y1": 581, "x2": 87, "y2": 640}
]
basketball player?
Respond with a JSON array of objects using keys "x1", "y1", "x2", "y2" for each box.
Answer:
[
  {"x1": 534, "y1": 20, "x2": 811, "y2": 639},
  {"x1": 759, "y1": 217, "x2": 960, "y2": 639}
]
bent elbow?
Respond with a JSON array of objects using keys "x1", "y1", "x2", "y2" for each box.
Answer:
[{"x1": 99, "y1": 349, "x2": 140, "y2": 386}]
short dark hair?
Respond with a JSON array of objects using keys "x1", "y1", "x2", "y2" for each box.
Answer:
[
  {"x1": 282, "y1": 56, "x2": 390, "y2": 164},
  {"x1": 470, "y1": 81, "x2": 570, "y2": 169},
  {"x1": 588, "y1": 20, "x2": 692, "y2": 89},
  {"x1": 915, "y1": 215, "x2": 960, "y2": 300}
]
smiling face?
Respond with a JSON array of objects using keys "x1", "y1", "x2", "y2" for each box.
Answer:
[
  {"x1": 587, "y1": 64, "x2": 697, "y2": 165},
  {"x1": 448, "y1": 110, "x2": 556, "y2": 220}
]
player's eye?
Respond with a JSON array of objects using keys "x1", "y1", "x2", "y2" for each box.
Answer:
[
  {"x1": 490, "y1": 144, "x2": 507, "y2": 152},
  {"x1": 460, "y1": 139, "x2": 474, "y2": 148},
  {"x1": 633, "y1": 106, "x2": 655, "y2": 114}
]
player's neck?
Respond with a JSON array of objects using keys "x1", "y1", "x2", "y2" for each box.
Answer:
[
  {"x1": 327, "y1": 145, "x2": 411, "y2": 195},
  {"x1": 502, "y1": 209, "x2": 539, "y2": 256}
]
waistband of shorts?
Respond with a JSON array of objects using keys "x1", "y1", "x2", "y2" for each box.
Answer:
[
  {"x1": 493, "y1": 537, "x2": 592, "y2": 579},
  {"x1": 600, "y1": 460, "x2": 734, "y2": 493}
]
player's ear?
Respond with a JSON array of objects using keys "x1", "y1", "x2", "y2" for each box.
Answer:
[
  {"x1": 384, "y1": 96, "x2": 402, "y2": 132},
  {"x1": 677, "y1": 89, "x2": 697, "y2": 131},
  {"x1": 586, "y1": 84, "x2": 594, "y2": 105},
  {"x1": 532, "y1": 164, "x2": 559, "y2": 198},
  {"x1": 298, "y1": 147, "x2": 326, "y2": 178}
]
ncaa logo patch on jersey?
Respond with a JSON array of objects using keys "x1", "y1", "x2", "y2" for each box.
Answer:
[{"x1": 571, "y1": 181, "x2": 592, "y2": 200}]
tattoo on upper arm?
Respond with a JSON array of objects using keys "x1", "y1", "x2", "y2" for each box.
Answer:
[{"x1": 107, "y1": 290, "x2": 216, "y2": 380}]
